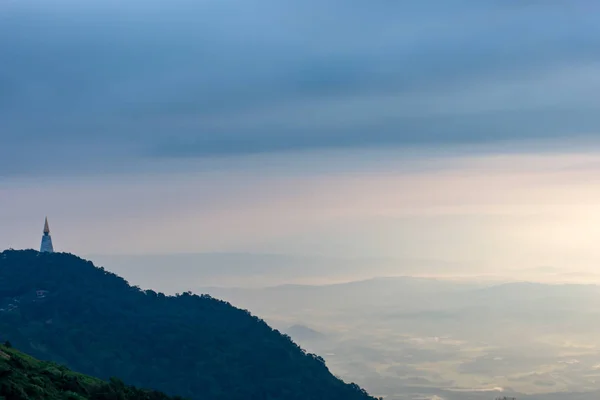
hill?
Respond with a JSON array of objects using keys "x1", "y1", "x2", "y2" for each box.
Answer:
[
  {"x1": 285, "y1": 325, "x2": 326, "y2": 342},
  {"x1": 0, "y1": 342, "x2": 182, "y2": 400},
  {"x1": 0, "y1": 250, "x2": 377, "y2": 400}
]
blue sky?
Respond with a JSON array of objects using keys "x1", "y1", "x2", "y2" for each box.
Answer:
[{"x1": 2, "y1": 1, "x2": 600, "y2": 283}]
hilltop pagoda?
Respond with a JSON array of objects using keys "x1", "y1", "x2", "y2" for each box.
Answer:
[{"x1": 40, "y1": 217, "x2": 54, "y2": 253}]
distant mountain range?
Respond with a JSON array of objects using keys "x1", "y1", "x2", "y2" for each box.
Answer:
[
  {"x1": 0, "y1": 250, "x2": 377, "y2": 400},
  {"x1": 285, "y1": 325, "x2": 327, "y2": 341},
  {"x1": 88, "y1": 252, "x2": 470, "y2": 291}
]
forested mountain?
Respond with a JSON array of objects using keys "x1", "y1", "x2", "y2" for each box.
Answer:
[
  {"x1": 0, "y1": 250, "x2": 377, "y2": 400},
  {"x1": 0, "y1": 342, "x2": 182, "y2": 400}
]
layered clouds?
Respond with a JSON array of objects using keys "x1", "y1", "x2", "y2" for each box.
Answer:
[{"x1": 2, "y1": 1, "x2": 600, "y2": 175}]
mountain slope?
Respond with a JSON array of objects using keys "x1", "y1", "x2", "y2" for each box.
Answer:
[
  {"x1": 0, "y1": 342, "x2": 182, "y2": 400},
  {"x1": 0, "y1": 250, "x2": 376, "y2": 400}
]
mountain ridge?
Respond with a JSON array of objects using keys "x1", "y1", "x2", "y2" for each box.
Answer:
[{"x1": 0, "y1": 249, "x2": 378, "y2": 400}]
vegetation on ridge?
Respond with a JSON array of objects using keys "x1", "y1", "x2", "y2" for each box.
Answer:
[
  {"x1": 0, "y1": 342, "x2": 183, "y2": 400},
  {"x1": 0, "y1": 250, "x2": 377, "y2": 400}
]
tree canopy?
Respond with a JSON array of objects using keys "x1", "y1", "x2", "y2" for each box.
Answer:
[{"x1": 0, "y1": 342, "x2": 185, "y2": 400}]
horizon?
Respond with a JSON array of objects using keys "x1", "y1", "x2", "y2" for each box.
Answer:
[{"x1": 5, "y1": 247, "x2": 600, "y2": 291}]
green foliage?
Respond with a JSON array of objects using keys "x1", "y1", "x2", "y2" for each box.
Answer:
[
  {"x1": 0, "y1": 250, "x2": 376, "y2": 400},
  {"x1": 0, "y1": 343, "x2": 180, "y2": 400}
]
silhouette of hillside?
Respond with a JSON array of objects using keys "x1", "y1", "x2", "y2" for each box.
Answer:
[
  {"x1": 0, "y1": 250, "x2": 376, "y2": 400},
  {"x1": 0, "y1": 342, "x2": 182, "y2": 400}
]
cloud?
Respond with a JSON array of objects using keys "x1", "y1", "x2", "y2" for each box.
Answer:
[
  {"x1": 2, "y1": 1, "x2": 600, "y2": 176},
  {"x1": 447, "y1": 386, "x2": 504, "y2": 392}
]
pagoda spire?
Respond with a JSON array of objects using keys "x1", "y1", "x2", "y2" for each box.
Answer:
[{"x1": 40, "y1": 217, "x2": 54, "y2": 253}]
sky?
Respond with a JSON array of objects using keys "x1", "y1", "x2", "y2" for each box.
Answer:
[{"x1": 2, "y1": 1, "x2": 600, "y2": 285}]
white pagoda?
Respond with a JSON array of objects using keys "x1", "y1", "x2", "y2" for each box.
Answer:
[{"x1": 40, "y1": 217, "x2": 54, "y2": 253}]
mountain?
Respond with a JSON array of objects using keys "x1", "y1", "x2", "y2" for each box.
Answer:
[
  {"x1": 199, "y1": 277, "x2": 485, "y2": 322},
  {"x1": 0, "y1": 250, "x2": 377, "y2": 400},
  {"x1": 285, "y1": 325, "x2": 326, "y2": 342},
  {"x1": 0, "y1": 342, "x2": 182, "y2": 400}
]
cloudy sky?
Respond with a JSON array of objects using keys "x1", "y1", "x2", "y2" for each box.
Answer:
[{"x1": 2, "y1": 1, "x2": 600, "y2": 282}]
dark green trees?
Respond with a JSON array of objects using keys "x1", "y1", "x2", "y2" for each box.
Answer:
[
  {"x1": 0, "y1": 250, "x2": 376, "y2": 400},
  {"x1": 0, "y1": 343, "x2": 183, "y2": 400}
]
